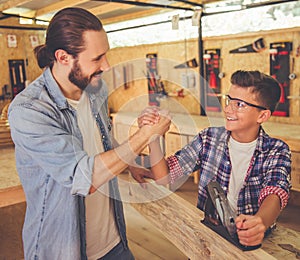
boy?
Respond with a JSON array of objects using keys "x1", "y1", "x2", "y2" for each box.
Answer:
[{"x1": 139, "y1": 70, "x2": 291, "y2": 247}]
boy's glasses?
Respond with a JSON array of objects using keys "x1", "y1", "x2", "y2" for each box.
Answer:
[{"x1": 225, "y1": 95, "x2": 267, "y2": 112}]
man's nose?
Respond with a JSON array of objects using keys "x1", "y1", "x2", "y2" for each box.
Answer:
[{"x1": 100, "y1": 56, "x2": 110, "y2": 72}]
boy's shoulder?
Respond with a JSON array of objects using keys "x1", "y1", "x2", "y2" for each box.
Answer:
[
  {"x1": 201, "y1": 126, "x2": 227, "y2": 135},
  {"x1": 260, "y1": 128, "x2": 291, "y2": 152},
  {"x1": 199, "y1": 126, "x2": 228, "y2": 141}
]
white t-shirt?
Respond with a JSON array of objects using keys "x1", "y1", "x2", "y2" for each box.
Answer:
[
  {"x1": 227, "y1": 136, "x2": 257, "y2": 212},
  {"x1": 67, "y1": 92, "x2": 120, "y2": 259}
]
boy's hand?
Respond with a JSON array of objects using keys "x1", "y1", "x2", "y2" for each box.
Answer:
[
  {"x1": 235, "y1": 214, "x2": 266, "y2": 246},
  {"x1": 138, "y1": 106, "x2": 160, "y2": 127}
]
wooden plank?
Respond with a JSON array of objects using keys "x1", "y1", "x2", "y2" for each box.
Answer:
[
  {"x1": 35, "y1": 0, "x2": 90, "y2": 17},
  {"x1": 127, "y1": 240, "x2": 162, "y2": 260},
  {"x1": 124, "y1": 203, "x2": 186, "y2": 260},
  {"x1": 129, "y1": 182, "x2": 276, "y2": 260},
  {"x1": 262, "y1": 225, "x2": 300, "y2": 259},
  {"x1": 291, "y1": 152, "x2": 300, "y2": 191},
  {"x1": 89, "y1": 3, "x2": 133, "y2": 16},
  {"x1": 0, "y1": 185, "x2": 25, "y2": 208},
  {"x1": 0, "y1": 0, "x2": 31, "y2": 11}
]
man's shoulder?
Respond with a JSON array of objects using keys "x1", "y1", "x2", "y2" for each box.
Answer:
[{"x1": 9, "y1": 74, "x2": 45, "y2": 108}]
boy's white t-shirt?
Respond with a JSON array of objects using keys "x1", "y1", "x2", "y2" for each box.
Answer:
[
  {"x1": 227, "y1": 136, "x2": 257, "y2": 212},
  {"x1": 67, "y1": 92, "x2": 120, "y2": 260}
]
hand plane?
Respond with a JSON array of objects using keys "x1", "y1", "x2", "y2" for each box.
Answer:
[{"x1": 201, "y1": 181, "x2": 261, "y2": 251}]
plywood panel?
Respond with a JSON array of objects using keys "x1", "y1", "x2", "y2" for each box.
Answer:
[
  {"x1": 107, "y1": 27, "x2": 300, "y2": 125},
  {"x1": 0, "y1": 27, "x2": 45, "y2": 96},
  {"x1": 291, "y1": 152, "x2": 300, "y2": 191}
]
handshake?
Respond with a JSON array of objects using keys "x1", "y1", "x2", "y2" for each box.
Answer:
[{"x1": 137, "y1": 106, "x2": 172, "y2": 143}]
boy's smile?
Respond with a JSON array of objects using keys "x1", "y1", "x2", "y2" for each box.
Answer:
[{"x1": 224, "y1": 84, "x2": 268, "y2": 143}]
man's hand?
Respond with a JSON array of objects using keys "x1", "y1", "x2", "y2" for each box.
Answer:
[
  {"x1": 128, "y1": 165, "x2": 154, "y2": 188},
  {"x1": 235, "y1": 214, "x2": 266, "y2": 246},
  {"x1": 138, "y1": 106, "x2": 160, "y2": 127}
]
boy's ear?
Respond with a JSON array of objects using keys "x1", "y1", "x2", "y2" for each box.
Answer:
[
  {"x1": 55, "y1": 49, "x2": 71, "y2": 65},
  {"x1": 257, "y1": 109, "x2": 271, "y2": 124}
]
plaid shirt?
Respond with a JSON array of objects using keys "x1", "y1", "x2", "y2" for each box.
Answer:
[{"x1": 167, "y1": 127, "x2": 291, "y2": 215}]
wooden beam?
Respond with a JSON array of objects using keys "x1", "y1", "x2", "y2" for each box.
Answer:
[
  {"x1": 0, "y1": 0, "x2": 31, "y2": 11},
  {"x1": 129, "y1": 182, "x2": 299, "y2": 259},
  {"x1": 89, "y1": 3, "x2": 133, "y2": 16},
  {"x1": 35, "y1": 0, "x2": 90, "y2": 17},
  {"x1": 101, "y1": 8, "x2": 168, "y2": 25},
  {"x1": 100, "y1": 1, "x2": 192, "y2": 25}
]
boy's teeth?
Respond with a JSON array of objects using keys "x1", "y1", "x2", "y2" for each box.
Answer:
[{"x1": 227, "y1": 117, "x2": 236, "y2": 121}]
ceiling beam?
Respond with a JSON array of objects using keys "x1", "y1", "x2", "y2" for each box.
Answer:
[
  {"x1": 101, "y1": 8, "x2": 172, "y2": 25},
  {"x1": 172, "y1": 0, "x2": 202, "y2": 7},
  {"x1": 94, "y1": 0, "x2": 193, "y2": 11},
  {"x1": 35, "y1": 0, "x2": 90, "y2": 17},
  {"x1": 0, "y1": 0, "x2": 32, "y2": 12},
  {"x1": 89, "y1": 3, "x2": 133, "y2": 16},
  {"x1": 96, "y1": 0, "x2": 194, "y2": 25}
]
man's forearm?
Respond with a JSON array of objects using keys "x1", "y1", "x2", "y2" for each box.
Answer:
[{"x1": 91, "y1": 127, "x2": 150, "y2": 190}]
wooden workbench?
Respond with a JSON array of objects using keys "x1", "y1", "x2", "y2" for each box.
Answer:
[{"x1": 129, "y1": 181, "x2": 300, "y2": 260}]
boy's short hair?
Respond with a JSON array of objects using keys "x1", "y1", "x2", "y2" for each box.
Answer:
[{"x1": 230, "y1": 70, "x2": 281, "y2": 113}]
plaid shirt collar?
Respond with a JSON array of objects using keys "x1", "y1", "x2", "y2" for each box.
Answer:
[{"x1": 223, "y1": 126, "x2": 270, "y2": 154}]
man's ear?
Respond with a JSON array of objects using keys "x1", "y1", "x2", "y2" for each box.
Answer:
[
  {"x1": 55, "y1": 49, "x2": 71, "y2": 65},
  {"x1": 257, "y1": 109, "x2": 271, "y2": 124}
]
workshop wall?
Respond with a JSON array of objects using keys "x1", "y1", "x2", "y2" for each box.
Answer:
[
  {"x1": 0, "y1": 22, "x2": 299, "y2": 125},
  {"x1": 0, "y1": 18, "x2": 45, "y2": 97},
  {"x1": 105, "y1": 40, "x2": 200, "y2": 115},
  {"x1": 106, "y1": 27, "x2": 300, "y2": 125}
]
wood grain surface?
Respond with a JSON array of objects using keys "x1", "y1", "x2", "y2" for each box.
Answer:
[{"x1": 130, "y1": 182, "x2": 300, "y2": 259}]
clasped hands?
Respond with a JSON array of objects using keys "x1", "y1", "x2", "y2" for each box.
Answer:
[
  {"x1": 138, "y1": 106, "x2": 171, "y2": 132},
  {"x1": 128, "y1": 106, "x2": 171, "y2": 186}
]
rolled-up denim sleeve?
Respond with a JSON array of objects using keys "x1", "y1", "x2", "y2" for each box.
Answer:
[{"x1": 9, "y1": 103, "x2": 93, "y2": 196}]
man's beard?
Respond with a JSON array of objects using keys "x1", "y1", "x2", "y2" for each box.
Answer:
[{"x1": 69, "y1": 59, "x2": 102, "y2": 91}]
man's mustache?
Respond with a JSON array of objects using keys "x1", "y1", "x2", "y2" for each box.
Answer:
[{"x1": 91, "y1": 70, "x2": 103, "y2": 78}]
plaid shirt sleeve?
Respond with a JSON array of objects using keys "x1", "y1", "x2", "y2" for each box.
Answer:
[
  {"x1": 167, "y1": 133, "x2": 203, "y2": 184},
  {"x1": 258, "y1": 139, "x2": 291, "y2": 210},
  {"x1": 167, "y1": 155, "x2": 184, "y2": 184},
  {"x1": 259, "y1": 186, "x2": 289, "y2": 210}
]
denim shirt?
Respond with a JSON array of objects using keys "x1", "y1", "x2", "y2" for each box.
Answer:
[{"x1": 8, "y1": 68, "x2": 128, "y2": 260}]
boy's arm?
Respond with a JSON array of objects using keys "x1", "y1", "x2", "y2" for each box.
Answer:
[
  {"x1": 236, "y1": 140, "x2": 291, "y2": 246},
  {"x1": 235, "y1": 194, "x2": 280, "y2": 246},
  {"x1": 137, "y1": 106, "x2": 171, "y2": 184},
  {"x1": 149, "y1": 138, "x2": 170, "y2": 185}
]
